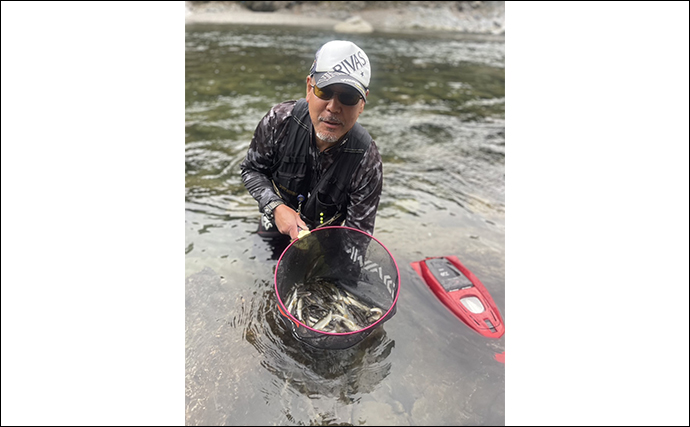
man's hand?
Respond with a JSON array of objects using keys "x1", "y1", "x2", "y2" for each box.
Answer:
[{"x1": 273, "y1": 204, "x2": 309, "y2": 240}]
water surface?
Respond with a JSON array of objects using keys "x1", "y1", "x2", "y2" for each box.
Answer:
[{"x1": 186, "y1": 23, "x2": 505, "y2": 426}]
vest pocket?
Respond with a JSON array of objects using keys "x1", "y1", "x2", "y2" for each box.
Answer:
[
  {"x1": 273, "y1": 154, "x2": 308, "y2": 194},
  {"x1": 314, "y1": 192, "x2": 340, "y2": 227},
  {"x1": 274, "y1": 169, "x2": 307, "y2": 181}
]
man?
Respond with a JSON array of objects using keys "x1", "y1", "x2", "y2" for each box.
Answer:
[{"x1": 241, "y1": 40, "x2": 383, "y2": 240}]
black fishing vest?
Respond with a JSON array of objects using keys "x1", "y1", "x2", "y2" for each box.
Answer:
[{"x1": 270, "y1": 98, "x2": 372, "y2": 228}]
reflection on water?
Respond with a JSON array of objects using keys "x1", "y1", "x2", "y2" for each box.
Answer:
[
  {"x1": 245, "y1": 288, "x2": 394, "y2": 401},
  {"x1": 186, "y1": 23, "x2": 505, "y2": 426}
]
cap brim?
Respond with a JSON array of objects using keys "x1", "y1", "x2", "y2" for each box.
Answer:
[{"x1": 313, "y1": 72, "x2": 367, "y2": 101}]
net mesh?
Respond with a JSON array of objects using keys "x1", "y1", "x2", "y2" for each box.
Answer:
[{"x1": 275, "y1": 226, "x2": 399, "y2": 349}]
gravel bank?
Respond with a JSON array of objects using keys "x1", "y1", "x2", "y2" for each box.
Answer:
[{"x1": 185, "y1": 1, "x2": 505, "y2": 35}]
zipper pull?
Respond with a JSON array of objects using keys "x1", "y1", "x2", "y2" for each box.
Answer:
[{"x1": 297, "y1": 194, "x2": 305, "y2": 214}]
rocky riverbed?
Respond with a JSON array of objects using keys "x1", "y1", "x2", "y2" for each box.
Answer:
[{"x1": 185, "y1": 1, "x2": 505, "y2": 35}]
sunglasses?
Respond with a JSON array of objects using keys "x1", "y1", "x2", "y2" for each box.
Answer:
[{"x1": 311, "y1": 84, "x2": 363, "y2": 106}]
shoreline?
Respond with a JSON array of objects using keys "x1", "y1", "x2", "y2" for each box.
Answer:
[
  {"x1": 185, "y1": 8, "x2": 340, "y2": 30},
  {"x1": 185, "y1": 1, "x2": 506, "y2": 36}
]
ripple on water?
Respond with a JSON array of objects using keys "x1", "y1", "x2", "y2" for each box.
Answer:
[{"x1": 186, "y1": 25, "x2": 504, "y2": 426}]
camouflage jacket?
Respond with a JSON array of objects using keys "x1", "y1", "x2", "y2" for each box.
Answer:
[{"x1": 240, "y1": 100, "x2": 383, "y2": 235}]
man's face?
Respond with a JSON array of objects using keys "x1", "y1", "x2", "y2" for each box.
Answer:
[{"x1": 306, "y1": 76, "x2": 367, "y2": 147}]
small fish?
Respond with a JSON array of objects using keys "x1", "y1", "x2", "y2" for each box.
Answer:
[
  {"x1": 296, "y1": 297, "x2": 304, "y2": 321},
  {"x1": 286, "y1": 288, "x2": 298, "y2": 313},
  {"x1": 368, "y1": 307, "x2": 384, "y2": 322},
  {"x1": 333, "y1": 301, "x2": 351, "y2": 318},
  {"x1": 341, "y1": 295, "x2": 370, "y2": 313},
  {"x1": 319, "y1": 279, "x2": 342, "y2": 297},
  {"x1": 332, "y1": 314, "x2": 361, "y2": 332},
  {"x1": 313, "y1": 311, "x2": 333, "y2": 331},
  {"x1": 348, "y1": 305, "x2": 370, "y2": 326},
  {"x1": 288, "y1": 277, "x2": 386, "y2": 330}
]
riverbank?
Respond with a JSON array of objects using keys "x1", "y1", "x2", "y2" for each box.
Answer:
[{"x1": 185, "y1": 1, "x2": 505, "y2": 35}]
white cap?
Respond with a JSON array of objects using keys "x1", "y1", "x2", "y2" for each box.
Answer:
[{"x1": 309, "y1": 40, "x2": 371, "y2": 101}]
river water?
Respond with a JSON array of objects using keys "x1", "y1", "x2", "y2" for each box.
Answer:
[{"x1": 185, "y1": 23, "x2": 505, "y2": 426}]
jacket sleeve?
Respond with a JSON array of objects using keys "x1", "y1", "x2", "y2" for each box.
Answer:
[
  {"x1": 240, "y1": 101, "x2": 295, "y2": 212},
  {"x1": 344, "y1": 140, "x2": 383, "y2": 235}
]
